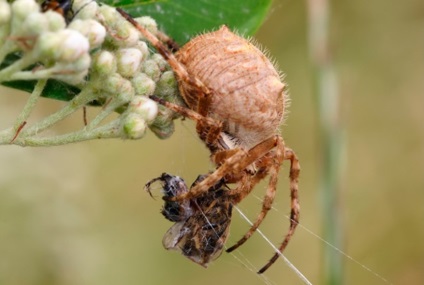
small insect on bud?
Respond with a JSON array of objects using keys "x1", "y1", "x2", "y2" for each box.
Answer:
[
  {"x1": 92, "y1": 50, "x2": 117, "y2": 75},
  {"x1": 68, "y1": 19, "x2": 106, "y2": 48},
  {"x1": 116, "y1": 48, "x2": 143, "y2": 78},
  {"x1": 127, "y1": 96, "x2": 158, "y2": 124},
  {"x1": 121, "y1": 113, "x2": 147, "y2": 139},
  {"x1": 131, "y1": 73, "x2": 156, "y2": 97}
]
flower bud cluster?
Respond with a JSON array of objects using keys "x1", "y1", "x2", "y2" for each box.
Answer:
[{"x1": 0, "y1": 0, "x2": 181, "y2": 140}]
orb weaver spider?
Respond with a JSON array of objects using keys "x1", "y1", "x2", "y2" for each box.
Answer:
[{"x1": 117, "y1": 8, "x2": 300, "y2": 273}]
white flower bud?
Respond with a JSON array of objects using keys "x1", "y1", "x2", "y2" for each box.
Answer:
[
  {"x1": 53, "y1": 70, "x2": 88, "y2": 85},
  {"x1": 44, "y1": 11, "x2": 67, "y2": 31},
  {"x1": 68, "y1": 19, "x2": 106, "y2": 48},
  {"x1": 135, "y1": 41, "x2": 149, "y2": 59},
  {"x1": 58, "y1": 29, "x2": 90, "y2": 62},
  {"x1": 116, "y1": 48, "x2": 143, "y2": 78},
  {"x1": 11, "y1": 0, "x2": 39, "y2": 21},
  {"x1": 98, "y1": 5, "x2": 118, "y2": 22},
  {"x1": 20, "y1": 12, "x2": 49, "y2": 36},
  {"x1": 135, "y1": 16, "x2": 157, "y2": 35},
  {"x1": 128, "y1": 96, "x2": 158, "y2": 123},
  {"x1": 131, "y1": 73, "x2": 156, "y2": 96},
  {"x1": 72, "y1": 0, "x2": 99, "y2": 20},
  {"x1": 36, "y1": 30, "x2": 89, "y2": 62},
  {"x1": 121, "y1": 113, "x2": 147, "y2": 139},
  {"x1": 35, "y1": 31, "x2": 63, "y2": 60},
  {"x1": 92, "y1": 50, "x2": 116, "y2": 75},
  {"x1": 112, "y1": 21, "x2": 140, "y2": 47},
  {"x1": 0, "y1": 1, "x2": 11, "y2": 25}
]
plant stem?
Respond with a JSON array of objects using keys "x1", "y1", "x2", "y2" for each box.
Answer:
[
  {"x1": 307, "y1": 0, "x2": 345, "y2": 284},
  {"x1": 14, "y1": 79, "x2": 46, "y2": 128},
  {"x1": 0, "y1": 52, "x2": 35, "y2": 82},
  {"x1": 11, "y1": 120, "x2": 121, "y2": 147},
  {"x1": 20, "y1": 88, "x2": 98, "y2": 137}
]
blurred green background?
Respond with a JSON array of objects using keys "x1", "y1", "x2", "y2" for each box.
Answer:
[{"x1": 0, "y1": 0, "x2": 423, "y2": 284}]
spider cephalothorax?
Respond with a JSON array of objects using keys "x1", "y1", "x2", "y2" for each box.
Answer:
[{"x1": 117, "y1": 9, "x2": 300, "y2": 273}]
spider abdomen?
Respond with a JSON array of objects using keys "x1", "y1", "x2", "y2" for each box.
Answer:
[{"x1": 176, "y1": 26, "x2": 287, "y2": 149}]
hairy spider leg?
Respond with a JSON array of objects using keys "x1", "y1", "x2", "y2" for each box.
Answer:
[
  {"x1": 257, "y1": 148, "x2": 300, "y2": 273},
  {"x1": 117, "y1": 8, "x2": 222, "y2": 149}
]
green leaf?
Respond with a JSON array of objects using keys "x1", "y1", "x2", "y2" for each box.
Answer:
[
  {"x1": 113, "y1": 0, "x2": 273, "y2": 44},
  {"x1": 1, "y1": 53, "x2": 80, "y2": 101},
  {"x1": 2, "y1": 0, "x2": 272, "y2": 101}
]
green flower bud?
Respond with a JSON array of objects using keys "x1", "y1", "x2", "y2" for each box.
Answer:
[
  {"x1": 92, "y1": 50, "x2": 117, "y2": 75},
  {"x1": 131, "y1": 73, "x2": 156, "y2": 96},
  {"x1": 35, "y1": 31, "x2": 63, "y2": 60},
  {"x1": 44, "y1": 11, "x2": 67, "y2": 31},
  {"x1": 149, "y1": 109, "x2": 175, "y2": 139},
  {"x1": 151, "y1": 53, "x2": 169, "y2": 71},
  {"x1": 121, "y1": 113, "x2": 147, "y2": 139},
  {"x1": 154, "y1": 70, "x2": 178, "y2": 99},
  {"x1": 142, "y1": 59, "x2": 161, "y2": 82},
  {"x1": 103, "y1": 73, "x2": 134, "y2": 103}
]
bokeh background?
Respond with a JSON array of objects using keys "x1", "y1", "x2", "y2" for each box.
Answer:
[{"x1": 0, "y1": 0, "x2": 423, "y2": 284}]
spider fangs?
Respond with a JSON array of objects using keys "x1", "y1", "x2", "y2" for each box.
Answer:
[{"x1": 117, "y1": 9, "x2": 301, "y2": 273}]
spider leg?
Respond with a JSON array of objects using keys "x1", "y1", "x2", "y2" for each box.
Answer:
[
  {"x1": 226, "y1": 137, "x2": 284, "y2": 253},
  {"x1": 117, "y1": 8, "x2": 213, "y2": 114},
  {"x1": 257, "y1": 147, "x2": 300, "y2": 274},
  {"x1": 170, "y1": 136, "x2": 279, "y2": 202},
  {"x1": 118, "y1": 8, "x2": 220, "y2": 149}
]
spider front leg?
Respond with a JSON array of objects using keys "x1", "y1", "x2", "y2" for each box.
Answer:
[{"x1": 171, "y1": 136, "x2": 280, "y2": 202}]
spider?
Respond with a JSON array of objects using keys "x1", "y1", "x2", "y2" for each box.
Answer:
[
  {"x1": 146, "y1": 173, "x2": 232, "y2": 267},
  {"x1": 117, "y1": 9, "x2": 300, "y2": 273}
]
